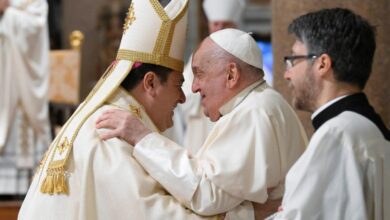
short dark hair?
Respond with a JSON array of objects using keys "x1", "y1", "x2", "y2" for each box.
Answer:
[
  {"x1": 120, "y1": 63, "x2": 172, "y2": 90},
  {"x1": 288, "y1": 8, "x2": 376, "y2": 89}
]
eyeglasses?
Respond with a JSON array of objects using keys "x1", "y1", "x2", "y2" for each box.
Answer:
[{"x1": 284, "y1": 54, "x2": 317, "y2": 70}]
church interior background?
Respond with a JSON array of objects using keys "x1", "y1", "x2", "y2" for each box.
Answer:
[{"x1": 0, "y1": 0, "x2": 388, "y2": 218}]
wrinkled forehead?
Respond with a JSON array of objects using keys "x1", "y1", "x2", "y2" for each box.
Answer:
[{"x1": 192, "y1": 38, "x2": 215, "y2": 65}]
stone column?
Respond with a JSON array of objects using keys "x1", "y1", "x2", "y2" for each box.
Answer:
[{"x1": 272, "y1": 0, "x2": 390, "y2": 136}]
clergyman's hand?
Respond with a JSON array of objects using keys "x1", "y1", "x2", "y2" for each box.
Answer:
[{"x1": 95, "y1": 109, "x2": 151, "y2": 145}]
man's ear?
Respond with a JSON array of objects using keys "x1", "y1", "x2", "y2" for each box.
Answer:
[
  {"x1": 143, "y1": 71, "x2": 158, "y2": 97},
  {"x1": 226, "y1": 62, "x2": 240, "y2": 88},
  {"x1": 316, "y1": 53, "x2": 332, "y2": 78}
]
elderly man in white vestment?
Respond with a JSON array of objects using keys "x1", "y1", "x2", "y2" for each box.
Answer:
[
  {"x1": 164, "y1": 0, "x2": 247, "y2": 154},
  {"x1": 96, "y1": 28, "x2": 308, "y2": 219},
  {"x1": 0, "y1": 0, "x2": 51, "y2": 195},
  {"x1": 268, "y1": 8, "x2": 390, "y2": 220},
  {"x1": 18, "y1": 0, "x2": 225, "y2": 219}
]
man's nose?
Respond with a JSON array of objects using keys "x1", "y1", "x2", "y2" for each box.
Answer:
[
  {"x1": 284, "y1": 69, "x2": 292, "y2": 80},
  {"x1": 178, "y1": 88, "x2": 186, "y2": 104},
  {"x1": 192, "y1": 79, "x2": 200, "y2": 93}
]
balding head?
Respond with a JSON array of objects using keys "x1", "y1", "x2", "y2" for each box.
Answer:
[{"x1": 191, "y1": 37, "x2": 263, "y2": 121}]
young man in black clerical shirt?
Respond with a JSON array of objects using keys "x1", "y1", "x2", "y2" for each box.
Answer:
[{"x1": 270, "y1": 7, "x2": 390, "y2": 220}]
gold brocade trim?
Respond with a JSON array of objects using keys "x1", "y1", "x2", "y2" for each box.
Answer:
[
  {"x1": 40, "y1": 61, "x2": 134, "y2": 195},
  {"x1": 163, "y1": 2, "x2": 188, "y2": 56},
  {"x1": 173, "y1": 2, "x2": 188, "y2": 23},
  {"x1": 116, "y1": 49, "x2": 183, "y2": 71},
  {"x1": 149, "y1": 0, "x2": 169, "y2": 21},
  {"x1": 123, "y1": 2, "x2": 136, "y2": 33},
  {"x1": 154, "y1": 21, "x2": 171, "y2": 55},
  {"x1": 150, "y1": 0, "x2": 169, "y2": 55},
  {"x1": 57, "y1": 137, "x2": 70, "y2": 154},
  {"x1": 148, "y1": 0, "x2": 188, "y2": 70},
  {"x1": 115, "y1": 0, "x2": 188, "y2": 71},
  {"x1": 150, "y1": 0, "x2": 188, "y2": 24},
  {"x1": 129, "y1": 105, "x2": 142, "y2": 119},
  {"x1": 162, "y1": 23, "x2": 174, "y2": 56}
]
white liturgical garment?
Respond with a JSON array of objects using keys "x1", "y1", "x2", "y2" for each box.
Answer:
[
  {"x1": 18, "y1": 89, "x2": 220, "y2": 220},
  {"x1": 133, "y1": 80, "x2": 308, "y2": 218},
  {"x1": 272, "y1": 94, "x2": 390, "y2": 220}
]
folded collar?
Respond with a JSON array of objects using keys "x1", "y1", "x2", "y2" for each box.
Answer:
[{"x1": 219, "y1": 80, "x2": 266, "y2": 116}]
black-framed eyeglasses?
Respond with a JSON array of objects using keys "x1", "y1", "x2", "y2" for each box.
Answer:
[{"x1": 284, "y1": 54, "x2": 318, "y2": 70}]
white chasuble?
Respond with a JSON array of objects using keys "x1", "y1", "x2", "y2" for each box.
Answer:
[{"x1": 19, "y1": 89, "x2": 220, "y2": 220}]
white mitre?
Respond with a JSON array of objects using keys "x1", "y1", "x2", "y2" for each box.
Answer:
[
  {"x1": 203, "y1": 0, "x2": 246, "y2": 23},
  {"x1": 210, "y1": 28, "x2": 263, "y2": 69}
]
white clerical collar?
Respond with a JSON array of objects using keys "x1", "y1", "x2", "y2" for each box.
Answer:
[
  {"x1": 311, "y1": 95, "x2": 349, "y2": 120},
  {"x1": 107, "y1": 87, "x2": 160, "y2": 133},
  {"x1": 219, "y1": 80, "x2": 267, "y2": 116}
]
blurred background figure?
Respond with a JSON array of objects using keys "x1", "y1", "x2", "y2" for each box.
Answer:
[
  {"x1": 163, "y1": 0, "x2": 248, "y2": 155},
  {"x1": 0, "y1": 0, "x2": 51, "y2": 199},
  {"x1": 203, "y1": 0, "x2": 245, "y2": 33},
  {"x1": 96, "y1": 0, "x2": 128, "y2": 74}
]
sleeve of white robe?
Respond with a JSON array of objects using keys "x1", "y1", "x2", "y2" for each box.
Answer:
[
  {"x1": 273, "y1": 125, "x2": 370, "y2": 220},
  {"x1": 73, "y1": 110, "x2": 217, "y2": 220},
  {"x1": 133, "y1": 107, "x2": 283, "y2": 215}
]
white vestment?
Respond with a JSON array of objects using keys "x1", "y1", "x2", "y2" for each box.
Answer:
[
  {"x1": 0, "y1": 0, "x2": 51, "y2": 194},
  {"x1": 273, "y1": 112, "x2": 390, "y2": 220},
  {"x1": 18, "y1": 89, "x2": 220, "y2": 220},
  {"x1": 133, "y1": 80, "x2": 308, "y2": 218}
]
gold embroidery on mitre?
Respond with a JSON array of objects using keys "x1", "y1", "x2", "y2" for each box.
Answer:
[
  {"x1": 123, "y1": 2, "x2": 136, "y2": 32},
  {"x1": 129, "y1": 105, "x2": 142, "y2": 119},
  {"x1": 116, "y1": 49, "x2": 184, "y2": 71}
]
